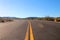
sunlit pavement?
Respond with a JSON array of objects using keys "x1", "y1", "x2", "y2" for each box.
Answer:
[
  {"x1": 0, "y1": 20, "x2": 60, "y2": 40},
  {"x1": 0, "y1": 20, "x2": 28, "y2": 40}
]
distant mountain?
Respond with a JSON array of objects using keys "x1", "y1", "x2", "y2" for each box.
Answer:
[{"x1": 26, "y1": 17, "x2": 40, "y2": 19}]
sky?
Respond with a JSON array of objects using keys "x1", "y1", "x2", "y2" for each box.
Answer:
[{"x1": 0, "y1": 0, "x2": 60, "y2": 18}]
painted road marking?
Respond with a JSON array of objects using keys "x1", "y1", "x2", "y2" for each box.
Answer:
[
  {"x1": 24, "y1": 21, "x2": 34, "y2": 40},
  {"x1": 24, "y1": 23, "x2": 29, "y2": 40},
  {"x1": 28, "y1": 21, "x2": 34, "y2": 40}
]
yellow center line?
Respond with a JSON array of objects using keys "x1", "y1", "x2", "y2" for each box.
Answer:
[
  {"x1": 24, "y1": 20, "x2": 34, "y2": 40},
  {"x1": 29, "y1": 21, "x2": 34, "y2": 40},
  {"x1": 24, "y1": 23, "x2": 29, "y2": 40}
]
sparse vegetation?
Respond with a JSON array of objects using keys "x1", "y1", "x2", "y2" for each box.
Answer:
[
  {"x1": 26, "y1": 16, "x2": 60, "y2": 22},
  {"x1": 0, "y1": 17, "x2": 60, "y2": 23},
  {"x1": 0, "y1": 17, "x2": 13, "y2": 23}
]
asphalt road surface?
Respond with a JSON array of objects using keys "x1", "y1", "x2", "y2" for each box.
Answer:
[
  {"x1": 0, "y1": 20, "x2": 28, "y2": 40},
  {"x1": 0, "y1": 20, "x2": 60, "y2": 40},
  {"x1": 31, "y1": 20, "x2": 60, "y2": 40}
]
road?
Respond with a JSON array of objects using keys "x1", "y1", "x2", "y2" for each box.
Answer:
[
  {"x1": 0, "y1": 20, "x2": 28, "y2": 40},
  {"x1": 0, "y1": 20, "x2": 60, "y2": 40},
  {"x1": 31, "y1": 20, "x2": 60, "y2": 40}
]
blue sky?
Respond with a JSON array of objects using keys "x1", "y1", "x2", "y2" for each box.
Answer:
[{"x1": 0, "y1": 0, "x2": 60, "y2": 18}]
